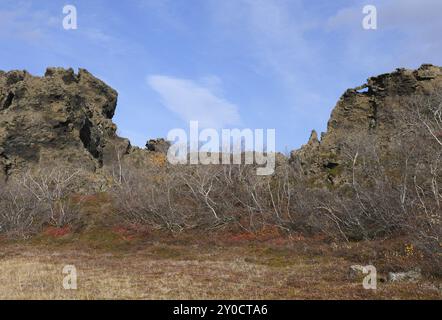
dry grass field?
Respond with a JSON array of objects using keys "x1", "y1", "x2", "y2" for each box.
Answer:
[{"x1": 0, "y1": 230, "x2": 440, "y2": 300}]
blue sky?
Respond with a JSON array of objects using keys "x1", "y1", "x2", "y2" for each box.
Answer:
[{"x1": 1, "y1": 0, "x2": 441, "y2": 151}]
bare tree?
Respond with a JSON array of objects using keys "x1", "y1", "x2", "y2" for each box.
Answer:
[
  {"x1": 0, "y1": 180, "x2": 44, "y2": 238},
  {"x1": 17, "y1": 167, "x2": 84, "y2": 227},
  {"x1": 0, "y1": 166, "x2": 86, "y2": 238}
]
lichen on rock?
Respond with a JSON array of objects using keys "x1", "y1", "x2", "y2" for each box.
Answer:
[
  {"x1": 290, "y1": 64, "x2": 442, "y2": 185},
  {"x1": 0, "y1": 67, "x2": 130, "y2": 180}
]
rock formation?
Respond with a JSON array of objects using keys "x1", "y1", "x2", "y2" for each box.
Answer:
[
  {"x1": 2, "y1": 64, "x2": 441, "y2": 185},
  {"x1": 146, "y1": 138, "x2": 170, "y2": 154},
  {"x1": 291, "y1": 64, "x2": 442, "y2": 185},
  {"x1": 0, "y1": 67, "x2": 130, "y2": 180}
]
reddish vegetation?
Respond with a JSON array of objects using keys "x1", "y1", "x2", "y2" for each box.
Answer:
[
  {"x1": 43, "y1": 226, "x2": 71, "y2": 238},
  {"x1": 221, "y1": 226, "x2": 289, "y2": 244},
  {"x1": 111, "y1": 226, "x2": 142, "y2": 242}
]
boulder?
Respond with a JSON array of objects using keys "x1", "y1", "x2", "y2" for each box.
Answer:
[
  {"x1": 388, "y1": 269, "x2": 422, "y2": 283},
  {"x1": 146, "y1": 138, "x2": 171, "y2": 154}
]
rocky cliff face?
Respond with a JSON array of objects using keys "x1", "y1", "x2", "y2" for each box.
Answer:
[
  {"x1": 2, "y1": 65, "x2": 441, "y2": 185},
  {"x1": 291, "y1": 64, "x2": 442, "y2": 185},
  {"x1": 0, "y1": 67, "x2": 130, "y2": 180}
]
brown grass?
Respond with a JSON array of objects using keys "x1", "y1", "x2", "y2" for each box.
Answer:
[{"x1": 0, "y1": 238, "x2": 440, "y2": 300}]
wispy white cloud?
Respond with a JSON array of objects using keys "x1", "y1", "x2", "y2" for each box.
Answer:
[
  {"x1": 206, "y1": 0, "x2": 338, "y2": 131},
  {"x1": 208, "y1": 0, "x2": 319, "y2": 86},
  {"x1": 147, "y1": 75, "x2": 241, "y2": 128},
  {"x1": 326, "y1": 0, "x2": 442, "y2": 67},
  {"x1": 0, "y1": 1, "x2": 124, "y2": 55},
  {"x1": 0, "y1": 2, "x2": 55, "y2": 43},
  {"x1": 136, "y1": 0, "x2": 188, "y2": 32},
  {"x1": 328, "y1": 0, "x2": 442, "y2": 30}
]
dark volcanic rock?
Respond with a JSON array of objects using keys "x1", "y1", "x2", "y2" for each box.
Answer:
[
  {"x1": 0, "y1": 67, "x2": 130, "y2": 179},
  {"x1": 2, "y1": 64, "x2": 442, "y2": 186},
  {"x1": 146, "y1": 138, "x2": 170, "y2": 154},
  {"x1": 291, "y1": 64, "x2": 442, "y2": 185}
]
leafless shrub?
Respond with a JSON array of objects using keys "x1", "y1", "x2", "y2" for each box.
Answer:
[
  {"x1": 110, "y1": 156, "x2": 308, "y2": 234},
  {"x1": 0, "y1": 180, "x2": 45, "y2": 238},
  {"x1": 401, "y1": 94, "x2": 442, "y2": 271},
  {"x1": 292, "y1": 94, "x2": 442, "y2": 273},
  {"x1": 104, "y1": 94, "x2": 442, "y2": 273},
  {"x1": 111, "y1": 164, "x2": 190, "y2": 232},
  {"x1": 17, "y1": 167, "x2": 85, "y2": 227},
  {"x1": 0, "y1": 166, "x2": 87, "y2": 238}
]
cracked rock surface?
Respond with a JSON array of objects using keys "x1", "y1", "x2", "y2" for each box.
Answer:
[
  {"x1": 291, "y1": 64, "x2": 442, "y2": 185},
  {"x1": 0, "y1": 67, "x2": 130, "y2": 180}
]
